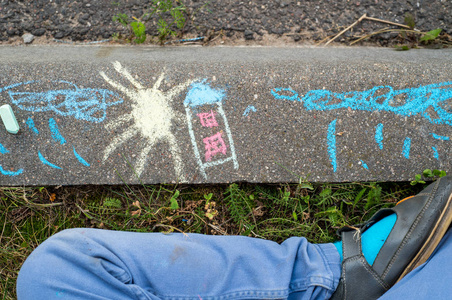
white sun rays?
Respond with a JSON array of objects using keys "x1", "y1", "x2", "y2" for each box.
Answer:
[{"x1": 99, "y1": 61, "x2": 194, "y2": 181}]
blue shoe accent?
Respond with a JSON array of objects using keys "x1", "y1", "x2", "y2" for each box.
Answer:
[{"x1": 334, "y1": 214, "x2": 397, "y2": 265}]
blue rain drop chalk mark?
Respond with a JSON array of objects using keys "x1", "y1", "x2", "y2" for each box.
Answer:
[
  {"x1": 184, "y1": 80, "x2": 226, "y2": 107},
  {"x1": 243, "y1": 105, "x2": 257, "y2": 117},
  {"x1": 271, "y1": 81, "x2": 452, "y2": 126},
  {"x1": 402, "y1": 137, "x2": 411, "y2": 159},
  {"x1": 327, "y1": 119, "x2": 337, "y2": 172},
  {"x1": 49, "y1": 118, "x2": 66, "y2": 145},
  {"x1": 430, "y1": 133, "x2": 450, "y2": 141},
  {"x1": 1, "y1": 80, "x2": 123, "y2": 123},
  {"x1": 73, "y1": 147, "x2": 90, "y2": 167},
  {"x1": 360, "y1": 160, "x2": 369, "y2": 170},
  {"x1": 0, "y1": 143, "x2": 9, "y2": 154},
  {"x1": 38, "y1": 151, "x2": 62, "y2": 169},
  {"x1": 432, "y1": 146, "x2": 439, "y2": 160},
  {"x1": 375, "y1": 123, "x2": 384, "y2": 149},
  {"x1": 0, "y1": 165, "x2": 23, "y2": 176},
  {"x1": 26, "y1": 117, "x2": 39, "y2": 135}
]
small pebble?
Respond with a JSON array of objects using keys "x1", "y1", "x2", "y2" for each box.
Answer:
[{"x1": 22, "y1": 33, "x2": 35, "y2": 44}]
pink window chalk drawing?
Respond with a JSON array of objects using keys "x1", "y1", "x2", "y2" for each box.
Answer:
[
  {"x1": 197, "y1": 110, "x2": 219, "y2": 128},
  {"x1": 203, "y1": 132, "x2": 227, "y2": 161}
]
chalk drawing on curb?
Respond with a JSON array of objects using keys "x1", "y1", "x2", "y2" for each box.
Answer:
[
  {"x1": 327, "y1": 119, "x2": 337, "y2": 172},
  {"x1": 184, "y1": 81, "x2": 239, "y2": 179},
  {"x1": 100, "y1": 61, "x2": 193, "y2": 181},
  {"x1": 243, "y1": 105, "x2": 257, "y2": 117},
  {"x1": 432, "y1": 146, "x2": 439, "y2": 160},
  {"x1": 38, "y1": 151, "x2": 62, "y2": 169},
  {"x1": 271, "y1": 82, "x2": 452, "y2": 173},
  {"x1": 0, "y1": 80, "x2": 119, "y2": 176},
  {"x1": 0, "y1": 165, "x2": 23, "y2": 176},
  {"x1": 2, "y1": 80, "x2": 123, "y2": 123},
  {"x1": 402, "y1": 137, "x2": 411, "y2": 159},
  {"x1": 360, "y1": 160, "x2": 369, "y2": 170},
  {"x1": 375, "y1": 123, "x2": 384, "y2": 150}
]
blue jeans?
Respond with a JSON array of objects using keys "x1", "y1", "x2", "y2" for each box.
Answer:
[{"x1": 16, "y1": 229, "x2": 452, "y2": 299}]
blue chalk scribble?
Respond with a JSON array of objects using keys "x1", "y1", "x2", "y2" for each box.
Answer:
[
  {"x1": 73, "y1": 147, "x2": 90, "y2": 167},
  {"x1": 49, "y1": 118, "x2": 66, "y2": 145},
  {"x1": 432, "y1": 146, "x2": 439, "y2": 160},
  {"x1": 0, "y1": 165, "x2": 23, "y2": 176},
  {"x1": 26, "y1": 117, "x2": 39, "y2": 135},
  {"x1": 271, "y1": 82, "x2": 452, "y2": 126},
  {"x1": 271, "y1": 88, "x2": 299, "y2": 101},
  {"x1": 184, "y1": 80, "x2": 226, "y2": 107},
  {"x1": 327, "y1": 119, "x2": 337, "y2": 172},
  {"x1": 1, "y1": 80, "x2": 123, "y2": 123},
  {"x1": 243, "y1": 105, "x2": 257, "y2": 117},
  {"x1": 38, "y1": 151, "x2": 62, "y2": 169},
  {"x1": 375, "y1": 123, "x2": 384, "y2": 150},
  {"x1": 402, "y1": 138, "x2": 411, "y2": 159},
  {"x1": 0, "y1": 143, "x2": 9, "y2": 154},
  {"x1": 360, "y1": 160, "x2": 369, "y2": 170},
  {"x1": 430, "y1": 133, "x2": 450, "y2": 141}
]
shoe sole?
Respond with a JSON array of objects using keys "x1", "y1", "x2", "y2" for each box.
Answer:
[{"x1": 397, "y1": 188, "x2": 452, "y2": 282}]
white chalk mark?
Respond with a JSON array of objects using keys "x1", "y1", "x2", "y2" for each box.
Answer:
[
  {"x1": 185, "y1": 106, "x2": 207, "y2": 178},
  {"x1": 217, "y1": 102, "x2": 239, "y2": 169},
  {"x1": 135, "y1": 143, "x2": 153, "y2": 176},
  {"x1": 103, "y1": 126, "x2": 139, "y2": 161},
  {"x1": 99, "y1": 71, "x2": 134, "y2": 99},
  {"x1": 101, "y1": 61, "x2": 194, "y2": 182},
  {"x1": 105, "y1": 114, "x2": 133, "y2": 130},
  {"x1": 112, "y1": 61, "x2": 144, "y2": 90}
]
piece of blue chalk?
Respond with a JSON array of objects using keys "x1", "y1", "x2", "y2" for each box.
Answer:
[{"x1": 0, "y1": 104, "x2": 20, "y2": 134}]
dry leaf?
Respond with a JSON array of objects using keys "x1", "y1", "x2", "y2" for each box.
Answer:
[{"x1": 49, "y1": 193, "x2": 56, "y2": 202}]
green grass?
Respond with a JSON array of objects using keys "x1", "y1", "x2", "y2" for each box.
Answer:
[{"x1": 0, "y1": 181, "x2": 423, "y2": 299}]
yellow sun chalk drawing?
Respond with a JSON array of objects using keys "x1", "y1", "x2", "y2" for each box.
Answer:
[{"x1": 100, "y1": 61, "x2": 194, "y2": 181}]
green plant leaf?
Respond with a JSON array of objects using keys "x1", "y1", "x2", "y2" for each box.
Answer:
[
  {"x1": 113, "y1": 13, "x2": 130, "y2": 27},
  {"x1": 103, "y1": 197, "x2": 122, "y2": 208},
  {"x1": 130, "y1": 21, "x2": 146, "y2": 43},
  {"x1": 204, "y1": 193, "x2": 213, "y2": 201},
  {"x1": 423, "y1": 169, "x2": 433, "y2": 178},
  {"x1": 395, "y1": 45, "x2": 410, "y2": 51},
  {"x1": 420, "y1": 29, "x2": 442, "y2": 42},
  {"x1": 404, "y1": 13, "x2": 415, "y2": 29},
  {"x1": 170, "y1": 190, "x2": 180, "y2": 210}
]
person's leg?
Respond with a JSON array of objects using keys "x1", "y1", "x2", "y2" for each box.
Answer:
[
  {"x1": 17, "y1": 228, "x2": 341, "y2": 300},
  {"x1": 379, "y1": 228, "x2": 452, "y2": 299}
]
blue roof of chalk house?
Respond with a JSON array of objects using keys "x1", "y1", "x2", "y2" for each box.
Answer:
[{"x1": 184, "y1": 80, "x2": 225, "y2": 107}]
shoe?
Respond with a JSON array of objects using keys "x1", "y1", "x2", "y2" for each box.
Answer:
[{"x1": 330, "y1": 176, "x2": 452, "y2": 300}]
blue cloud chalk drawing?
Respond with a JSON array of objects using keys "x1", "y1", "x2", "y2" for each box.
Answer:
[
  {"x1": 0, "y1": 80, "x2": 116, "y2": 176},
  {"x1": 271, "y1": 82, "x2": 452, "y2": 126},
  {"x1": 272, "y1": 82, "x2": 452, "y2": 172},
  {"x1": 1, "y1": 80, "x2": 123, "y2": 123}
]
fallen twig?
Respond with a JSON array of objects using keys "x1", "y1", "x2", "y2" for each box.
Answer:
[
  {"x1": 349, "y1": 28, "x2": 423, "y2": 45},
  {"x1": 325, "y1": 14, "x2": 412, "y2": 46},
  {"x1": 364, "y1": 16, "x2": 411, "y2": 29},
  {"x1": 325, "y1": 14, "x2": 367, "y2": 46}
]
